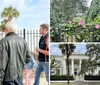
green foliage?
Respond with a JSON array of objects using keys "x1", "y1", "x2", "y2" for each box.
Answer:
[
  {"x1": 0, "y1": 6, "x2": 20, "y2": 31},
  {"x1": 0, "y1": 19, "x2": 8, "y2": 31},
  {"x1": 86, "y1": 44, "x2": 100, "y2": 64},
  {"x1": 59, "y1": 44, "x2": 76, "y2": 57},
  {"x1": 85, "y1": 75, "x2": 100, "y2": 80},
  {"x1": 50, "y1": 56, "x2": 62, "y2": 74},
  {"x1": 50, "y1": 0, "x2": 88, "y2": 42},
  {"x1": 92, "y1": 16, "x2": 100, "y2": 25},
  {"x1": 50, "y1": 75, "x2": 74, "y2": 81},
  {"x1": 1, "y1": 6, "x2": 19, "y2": 20},
  {"x1": 80, "y1": 44, "x2": 100, "y2": 75},
  {"x1": 51, "y1": 0, "x2": 100, "y2": 42},
  {"x1": 51, "y1": 16, "x2": 100, "y2": 42},
  {"x1": 86, "y1": 0, "x2": 100, "y2": 22}
]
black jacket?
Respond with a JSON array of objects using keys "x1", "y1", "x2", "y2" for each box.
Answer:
[
  {"x1": 38, "y1": 33, "x2": 49, "y2": 62},
  {"x1": 0, "y1": 32, "x2": 32, "y2": 84}
]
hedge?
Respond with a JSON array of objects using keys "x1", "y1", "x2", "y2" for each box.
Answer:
[
  {"x1": 50, "y1": 75, "x2": 74, "y2": 81},
  {"x1": 84, "y1": 75, "x2": 100, "y2": 80}
]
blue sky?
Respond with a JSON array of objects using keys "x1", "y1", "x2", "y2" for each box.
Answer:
[
  {"x1": 0, "y1": 0, "x2": 50, "y2": 30},
  {"x1": 50, "y1": 44, "x2": 62, "y2": 56},
  {"x1": 50, "y1": 43, "x2": 87, "y2": 56},
  {"x1": 0, "y1": 0, "x2": 92, "y2": 30}
]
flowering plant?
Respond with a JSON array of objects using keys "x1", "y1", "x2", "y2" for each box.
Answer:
[{"x1": 65, "y1": 17, "x2": 100, "y2": 42}]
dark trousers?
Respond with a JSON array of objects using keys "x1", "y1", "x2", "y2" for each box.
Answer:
[{"x1": 3, "y1": 76, "x2": 23, "y2": 85}]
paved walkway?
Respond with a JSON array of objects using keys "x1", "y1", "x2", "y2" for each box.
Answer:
[
  {"x1": 74, "y1": 76, "x2": 100, "y2": 85},
  {"x1": 24, "y1": 78, "x2": 48, "y2": 85},
  {"x1": 23, "y1": 70, "x2": 48, "y2": 85},
  {"x1": 74, "y1": 80, "x2": 100, "y2": 85},
  {"x1": 51, "y1": 80, "x2": 100, "y2": 85}
]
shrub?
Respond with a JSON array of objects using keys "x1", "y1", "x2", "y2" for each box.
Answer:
[
  {"x1": 50, "y1": 75, "x2": 74, "y2": 81},
  {"x1": 84, "y1": 75, "x2": 100, "y2": 80}
]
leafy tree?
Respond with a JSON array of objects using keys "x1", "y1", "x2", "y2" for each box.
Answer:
[
  {"x1": 51, "y1": 0, "x2": 100, "y2": 42},
  {"x1": 80, "y1": 44, "x2": 100, "y2": 75},
  {"x1": 1, "y1": 6, "x2": 19, "y2": 21},
  {"x1": 0, "y1": 19, "x2": 8, "y2": 31},
  {"x1": 59, "y1": 44, "x2": 76, "y2": 84},
  {"x1": 86, "y1": 0, "x2": 100, "y2": 22},
  {"x1": 83, "y1": 0, "x2": 100, "y2": 42},
  {"x1": 50, "y1": 0, "x2": 88, "y2": 42},
  {"x1": 0, "y1": 6, "x2": 20, "y2": 31},
  {"x1": 50, "y1": 56, "x2": 62, "y2": 75}
]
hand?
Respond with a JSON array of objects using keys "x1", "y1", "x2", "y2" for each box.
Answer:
[{"x1": 35, "y1": 47, "x2": 40, "y2": 53}]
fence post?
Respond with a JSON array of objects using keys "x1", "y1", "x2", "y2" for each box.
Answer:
[{"x1": 23, "y1": 29, "x2": 25, "y2": 39}]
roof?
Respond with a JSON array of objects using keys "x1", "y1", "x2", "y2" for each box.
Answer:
[{"x1": 57, "y1": 51, "x2": 89, "y2": 60}]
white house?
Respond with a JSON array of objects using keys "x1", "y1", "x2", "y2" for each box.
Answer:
[{"x1": 51, "y1": 51, "x2": 100, "y2": 76}]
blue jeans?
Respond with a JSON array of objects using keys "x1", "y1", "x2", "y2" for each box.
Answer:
[
  {"x1": 3, "y1": 76, "x2": 23, "y2": 85},
  {"x1": 33, "y1": 62, "x2": 49, "y2": 85}
]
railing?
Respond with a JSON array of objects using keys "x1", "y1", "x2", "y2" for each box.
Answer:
[
  {"x1": 17, "y1": 29, "x2": 40, "y2": 52},
  {"x1": 0, "y1": 29, "x2": 41, "y2": 52}
]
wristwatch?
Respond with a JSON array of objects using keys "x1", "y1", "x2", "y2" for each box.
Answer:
[{"x1": 40, "y1": 49, "x2": 43, "y2": 53}]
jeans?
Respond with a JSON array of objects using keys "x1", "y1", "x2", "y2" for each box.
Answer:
[
  {"x1": 3, "y1": 76, "x2": 23, "y2": 85},
  {"x1": 33, "y1": 62, "x2": 49, "y2": 85}
]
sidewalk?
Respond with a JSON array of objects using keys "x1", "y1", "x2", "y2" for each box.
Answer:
[
  {"x1": 23, "y1": 78, "x2": 48, "y2": 85},
  {"x1": 23, "y1": 70, "x2": 48, "y2": 85}
]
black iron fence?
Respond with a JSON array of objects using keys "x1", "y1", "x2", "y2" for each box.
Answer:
[
  {"x1": 17, "y1": 29, "x2": 40, "y2": 51},
  {"x1": 0, "y1": 29, "x2": 41, "y2": 52}
]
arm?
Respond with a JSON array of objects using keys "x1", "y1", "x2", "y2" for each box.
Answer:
[
  {"x1": 0, "y1": 41, "x2": 8, "y2": 84},
  {"x1": 25, "y1": 41, "x2": 32, "y2": 63},
  {"x1": 39, "y1": 49, "x2": 49, "y2": 55},
  {"x1": 36, "y1": 37, "x2": 49, "y2": 56}
]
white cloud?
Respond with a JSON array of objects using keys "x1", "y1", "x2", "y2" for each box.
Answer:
[
  {"x1": 2, "y1": 0, "x2": 50, "y2": 14},
  {"x1": 20, "y1": 11, "x2": 49, "y2": 18},
  {"x1": 39, "y1": 0, "x2": 50, "y2": 5},
  {"x1": 3, "y1": 0, "x2": 28, "y2": 11},
  {"x1": 0, "y1": 0, "x2": 50, "y2": 30}
]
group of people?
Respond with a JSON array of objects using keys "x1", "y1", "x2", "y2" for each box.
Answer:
[{"x1": 0, "y1": 21, "x2": 49, "y2": 85}]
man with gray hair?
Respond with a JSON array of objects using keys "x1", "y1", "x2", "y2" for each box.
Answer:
[{"x1": 0, "y1": 21, "x2": 32, "y2": 85}]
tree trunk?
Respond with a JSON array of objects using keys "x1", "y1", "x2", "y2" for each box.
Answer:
[
  {"x1": 66, "y1": 45, "x2": 70, "y2": 84},
  {"x1": 67, "y1": 57, "x2": 69, "y2": 84}
]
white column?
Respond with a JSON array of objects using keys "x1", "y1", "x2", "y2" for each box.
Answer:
[
  {"x1": 71, "y1": 59, "x2": 74, "y2": 75},
  {"x1": 63, "y1": 59, "x2": 67, "y2": 75},
  {"x1": 79, "y1": 59, "x2": 82, "y2": 71},
  {"x1": 60, "y1": 68, "x2": 63, "y2": 75},
  {"x1": 96, "y1": 66, "x2": 99, "y2": 74}
]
